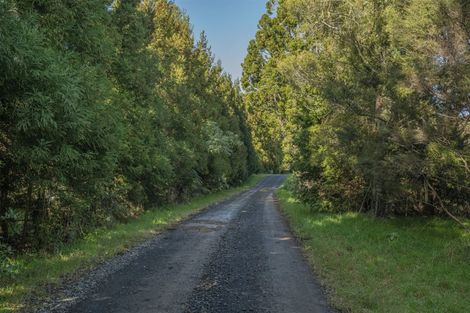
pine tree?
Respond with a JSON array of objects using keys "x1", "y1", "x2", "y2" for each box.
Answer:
[{"x1": 244, "y1": 0, "x2": 470, "y2": 216}]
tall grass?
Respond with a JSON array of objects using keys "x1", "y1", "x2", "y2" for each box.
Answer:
[{"x1": 277, "y1": 187, "x2": 470, "y2": 313}]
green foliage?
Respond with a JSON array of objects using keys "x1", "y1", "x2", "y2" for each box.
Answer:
[
  {"x1": 0, "y1": 175, "x2": 265, "y2": 313},
  {"x1": 0, "y1": 0, "x2": 257, "y2": 253},
  {"x1": 277, "y1": 186, "x2": 470, "y2": 313},
  {"x1": 244, "y1": 0, "x2": 470, "y2": 216}
]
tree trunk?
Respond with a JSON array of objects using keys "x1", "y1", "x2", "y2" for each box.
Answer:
[
  {"x1": 0, "y1": 165, "x2": 10, "y2": 243},
  {"x1": 32, "y1": 189, "x2": 47, "y2": 249},
  {"x1": 0, "y1": 186, "x2": 9, "y2": 242},
  {"x1": 21, "y1": 182, "x2": 34, "y2": 248}
]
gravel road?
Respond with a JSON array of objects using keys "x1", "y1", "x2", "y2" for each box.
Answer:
[{"x1": 41, "y1": 175, "x2": 332, "y2": 313}]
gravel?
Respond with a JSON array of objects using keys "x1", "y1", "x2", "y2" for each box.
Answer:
[{"x1": 32, "y1": 175, "x2": 333, "y2": 313}]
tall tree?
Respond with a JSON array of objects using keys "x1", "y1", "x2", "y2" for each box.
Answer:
[
  {"x1": 244, "y1": 0, "x2": 470, "y2": 216},
  {"x1": 0, "y1": 0, "x2": 257, "y2": 252}
]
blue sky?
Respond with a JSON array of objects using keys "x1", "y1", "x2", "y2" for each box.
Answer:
[{"x1": 174, "y1": 0, "x2": 266, "y2": 80}]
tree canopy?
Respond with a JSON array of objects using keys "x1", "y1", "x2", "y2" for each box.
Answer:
[
  {"x1": 243, "y1": 0, "x2": 470, "y2": 217},
  {"x1": 0, "y1": 0, "x2": 259, "y2": 251},
  {"x1": 2, "y1": 0, "x2": 469, "y2": 253}
]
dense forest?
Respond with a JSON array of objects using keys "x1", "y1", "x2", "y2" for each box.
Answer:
[
  {"x1": 1, "y1": 0, "x2": 470, "y2": 255},
  {"x1": 0, "y1": 0, "x2": 259, "y2": 252},
  {"x1": 243, "y1": 0, "x2": 470, "y2": 218}
]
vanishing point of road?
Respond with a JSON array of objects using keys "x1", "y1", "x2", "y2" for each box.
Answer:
[{"x1": 45, "y1": 175, "x2": 332, "y2": 313}]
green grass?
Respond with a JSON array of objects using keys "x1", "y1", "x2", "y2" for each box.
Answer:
[
  {"x1": 0, "y1": 175, "x2": 265, "y2": 313},
  {"x1": 276, "y1": 187, "x2": 470, "y2": 313}
]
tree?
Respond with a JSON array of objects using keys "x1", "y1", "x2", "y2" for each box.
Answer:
[
  {"x1": 0, "y1": 0, "x2": 257, "y2": 252},
  {"x1": 244, "y1": 0, "x2": 470, "y2": 217}
]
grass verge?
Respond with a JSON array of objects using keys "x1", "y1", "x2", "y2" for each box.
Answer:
[
  {"x1": 0, "y1": 174, "x2": 265, "y2": 313},
  {"x1": 276, "y1": 186, "x2": 470, "y2": 313}
]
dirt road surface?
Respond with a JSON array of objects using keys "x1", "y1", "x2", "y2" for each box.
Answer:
[{"x1": 42, "y1": 175, "x2": 332, "y2": 313}]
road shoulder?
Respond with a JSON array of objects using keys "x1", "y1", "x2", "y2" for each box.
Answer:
[{"x1": 6, "y1": 175, "x2": 264, "y2": 313}]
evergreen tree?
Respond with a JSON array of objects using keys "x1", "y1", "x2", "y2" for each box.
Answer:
[
  {"x1": 0, "y1": 0, "x2": 257, "y2": 252},
  {"x1": 244, "y1": 0, "x2": 470, "y2": 217}
]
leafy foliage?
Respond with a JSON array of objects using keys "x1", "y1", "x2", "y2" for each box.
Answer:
[
  {"x1": 243, "y1": 0, "x2": 470, "y2": 216},
  {"x1": 0, "y1": 0, "x2": 258, "y2": 252}
]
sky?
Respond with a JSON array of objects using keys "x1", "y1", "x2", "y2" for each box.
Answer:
[{"x1": 174, "y1": 0, "x2": 267, "y2": 80}]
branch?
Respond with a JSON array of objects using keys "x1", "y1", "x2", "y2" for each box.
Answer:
[{"x1": 426, "y1": 181, "x2": 470, "y2": 232}]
